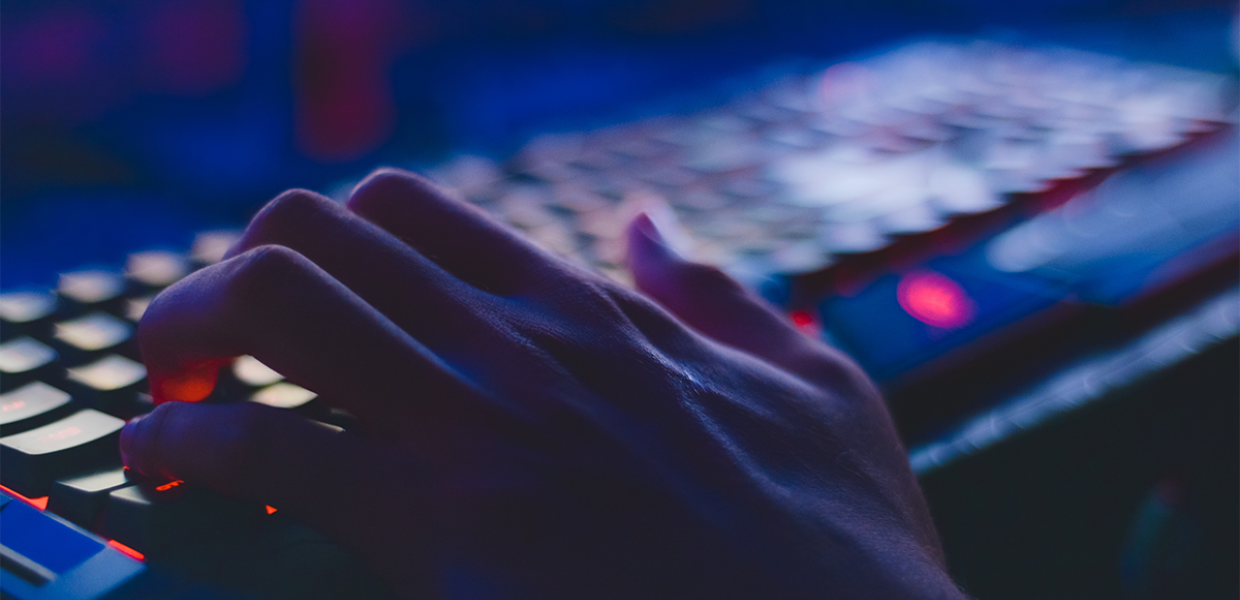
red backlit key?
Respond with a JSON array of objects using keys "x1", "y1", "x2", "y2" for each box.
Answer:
[
  {"x1": 102, "y1": 478, "x2": 266, "y2": 559},
  {"x1": 0, "y1": 382, "x2": 74, "y2": 436},
  {"x1": 0, "y1": 409, "x2": 124, "y2": 497}
]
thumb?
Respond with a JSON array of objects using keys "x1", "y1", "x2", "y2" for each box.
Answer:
[
  {"x1": 121, "y1": 402, "x2": 428, "y2": 587},
  {"x1": 625, "y1": 211, "x2": 816, "y2": 369}
]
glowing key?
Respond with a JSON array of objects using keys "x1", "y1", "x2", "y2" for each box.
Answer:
[{"x1": 896, "y1": 270, "x2": 976, "y2": 329}]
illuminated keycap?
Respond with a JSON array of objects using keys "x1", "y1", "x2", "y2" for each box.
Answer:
[
  {"x1": 54, "y1": 313, "x2": 134, "y2": 360},
  {"x1": 190, "y1": 230, "x2": 241, "y2": 266},
  {"x1": 0, "y1": 382, "x2": 74, "y2": 436},
  {"x1": 125, "y1": 251, "x2": 189, "y2": 289},
  {"x1": 232, "y1": 355, "x2": 283, "y2": 387},
  {"x1": 67, "y1": 356, "x2": 145, "y2": 393},
  {"x1": 0, "y1": 291, "x2": 57, "y2": 322},
  {"x1": 0, "y1": 410, "x2": 125, "y2": 497},
  {"x1": 0, "y1": 337, "x2": 58, "y2": 379},
  {"x1": 58, "y1": 271, "x2": 125, "y2": 309},
  {"x1": 251, "y1": 383, "x2": 315, "y2": 409},
  {"x1": 126, "y1": 295, "x2": 154, "y2": 322},
  {"x1": 65, "y1": 356, "x2": 148, "y2": 418}
]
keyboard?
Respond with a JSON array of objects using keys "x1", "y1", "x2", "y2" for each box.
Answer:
[
  {"x1": 1, "y1": 39, "x2": 1235, "y2": 599},
  {"x1": 0, "y1": 241, "x2": 396, "y2": 599},
  {"x1": 406, "y1": 40, "x2": 1231, "y2": 290}
]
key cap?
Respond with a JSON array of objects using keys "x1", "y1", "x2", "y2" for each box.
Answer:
[
  {"x1": 0, "y1": 382, "x2": 74, "y2": 436},
  {"x1": 47, "y1": 467, "x2": 132, "y2": 530},
  {"x1": 0, "y1": 489, "x2": 154, "y2": 600},
  {"x1": 0, "y1": 290, "x2": 58, "y2": 341},
  {"x1": 0, "y1": 409, "x2": 124, "y2": 497},
  {"x1": 64, "y1": 355, "x2": 148, "y2": 418},
  {"x1": 190, "y1": 230, "x2": 241, "y2": 268},
  {"x1": 0, "y1": 337, "x2": 61, "y2": 392},
  {"x1": 102, "y1": 479, "x2": 266, "y2": 559},
  {"x1": 52, "y1": 312, "x2": 137, "y2": 365},
  {"x1": 232, "y1": 355, "x2": 283, "y2": 388},
  {"x1": 126, "y1": 294, "x2": 155, "y2": 322},
  {"x1": 250, "y1": 383, "x2": 329, "y2": 420},
  {"x1": 126, "y1": 251, "x2": 190, "y2": 291},
  {"x1": 57, "y1": 270, "x2": 126, "y2": 315}
]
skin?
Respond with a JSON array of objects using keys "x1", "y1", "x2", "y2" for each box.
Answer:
[{"x1": 121, "y1": 169, "x2": 965, "y2": 599}]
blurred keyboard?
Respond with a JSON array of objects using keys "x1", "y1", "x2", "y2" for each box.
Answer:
[
  {"x1": 411, "y1": 40, "x2": 1231, "y2": 287},
  {"x1": 407, "y1": 39, "x2": 1236, "y2": 441},
  {"x1": 1, "y1": 39, "x2": 1236, "y2": 599}
]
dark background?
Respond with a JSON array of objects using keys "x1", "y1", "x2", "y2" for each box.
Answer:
[
  {"x1": 2, "y1": 2, "x2": 1237, "y2": 598},
  {"x1": 2, "y1": 0, "x2": 1235, "y2": 287}
]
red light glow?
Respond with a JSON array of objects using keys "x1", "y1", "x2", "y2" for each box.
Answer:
[
  {"x1": 155, "y1": 480, "x2": 184, "y2": 492},
  {"x1": 108, "y1": 540, "x2": 145, "y2": 562},
  {"x1": 0, "y1": 484, "x2": 48, "y2": 510},
  {"x1": 896, "y1": 271, "x2": 976, "y2": 329},
  {"x1": 266, "y1": 505, "x2": 278, "y2": 515}
]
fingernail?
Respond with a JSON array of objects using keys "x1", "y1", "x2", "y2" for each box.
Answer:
[
  {"x1": 635, "y1": 204, "x2": 693, "y2": 257},
  {"x1": 153, "y1": 362, "x2": 221, "y2": 403},
  {"x1": 634, "y1": 212, "x2": 666, "y2": 243}
]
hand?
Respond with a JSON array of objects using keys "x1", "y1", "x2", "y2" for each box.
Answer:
[{"x1": 123, "y1": 169, "x2": 963, "y2": 599}]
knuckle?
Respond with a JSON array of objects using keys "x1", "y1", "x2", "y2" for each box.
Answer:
[
  {"x1": 254, "y1": 189, "x2": 333, "y2": 228},
  {"x1": 226, "y1": 245, "x2": 311, "y2": 316},
  {"x1": 234, "y1": 245, "x2": 305, "y2": 289},
  {"x1": 346, "y1": 168, "x2": 426, "y2": 212}
]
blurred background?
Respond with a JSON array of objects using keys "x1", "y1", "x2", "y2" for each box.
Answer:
[{"x1": 2, "y1": 1, "x2": 1237, "y2": 598}]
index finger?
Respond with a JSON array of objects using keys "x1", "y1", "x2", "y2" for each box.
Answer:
[{"x1": 139, "y1": 245, "x2": 477, "y2": 432}]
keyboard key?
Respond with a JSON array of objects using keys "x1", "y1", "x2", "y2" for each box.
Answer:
[
  {"x1": 0, "y1": 337, "x2": 61, "y2": 392},
  {"x1": 102, "y1": 479, "x2": 266, "y2": 559},
  {"x1": 0, "y1": 290, "x2": 58, "y2": 341},
  {"x1": 52, "y1": 312, "x2": 136, "y2": 364},
  {"x1": 126, "y1": 250, "x2": 190, "y2": 290},
  {"x1": 58, "y1": 270, "x2": 126, "y2": 314},
  {"x1": 48, "y1": 467, "x2": 132, "y2": 530},
  {"x1": 250, "y1": 383, "x2": 328, "y2": 420},
  {"x1": 0, "y1": 409, "x2": 125, "y2": 497},
  {"x1": 190, "y1": 230, "x2": 241, "y2": 267},
  {"x1": 126, "y1": 294, "x2": 155, "y2": 322},
  {"x1": 65, "y1": 355, "x2": 148, "y2": 418},
  {"x1": 0, "y1": 382, "x2": 74, "y2": 436},
  {"x1": 232, "y1": 355, "x2": 284, "y2": 388}
]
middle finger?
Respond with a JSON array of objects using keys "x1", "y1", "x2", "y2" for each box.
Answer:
[{"x1": 225, "y1": 189, "x2": 498, "y2": 351}]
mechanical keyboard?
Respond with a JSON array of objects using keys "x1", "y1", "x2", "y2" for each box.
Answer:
[{"x1": 1, "y1": 39, "x2": 1235, "y2": 599}]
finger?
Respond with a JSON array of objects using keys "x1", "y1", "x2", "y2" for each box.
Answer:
[
  {"x1": 625, "y1": 213, "x2": 820, "y2": 368},
  {"x1": 346, "y1": 168, "x2": 561, "y2": 295},
  {"x1": 223, "y1": 189, "x2": 489, "y2": 351},
  {"x1": 140, "y1": 245, "x2": 475, "y2": 430},
  {"x1": 120, "y1": 402, "x2": 427, "y2": 587}
]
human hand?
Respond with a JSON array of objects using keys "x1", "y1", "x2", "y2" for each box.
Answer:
[{"x1": 123, "y1": 169, "x2": 963, "y2": 599}]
